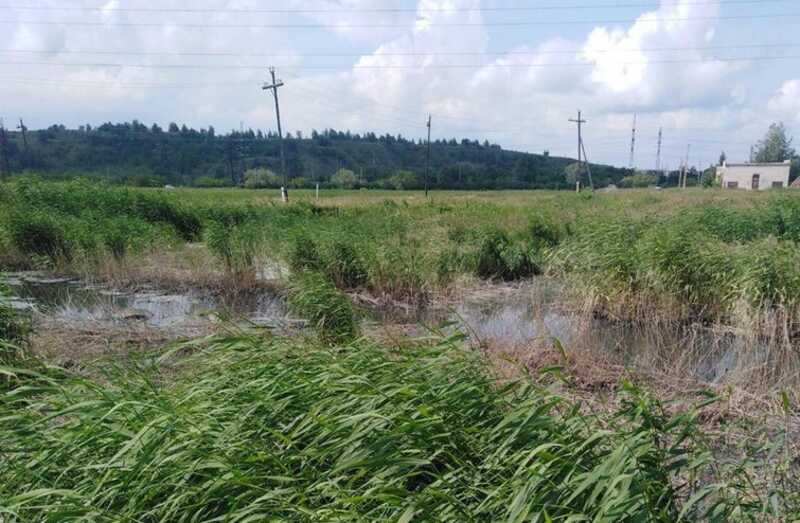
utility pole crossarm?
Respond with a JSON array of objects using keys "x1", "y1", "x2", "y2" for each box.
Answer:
[
  {"x1": 568, "y1": 110, "x2": 592, "y2": 191},
  {"x1": 262, "y1": 80, "x2": 284, "y2": 91}
]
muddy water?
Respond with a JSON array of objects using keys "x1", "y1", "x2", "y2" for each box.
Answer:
[
  {"x1": 378, "y1": 280, "x2": 742, "y2": 384},
  {"x1": 2, "y1": 272, "x2": 288, "y2": 328},
  {"x1": 3, "y1": 273, "x2": 741, "y2": 383}
]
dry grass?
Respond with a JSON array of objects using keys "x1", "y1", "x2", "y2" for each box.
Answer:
[
  {"x1": 77, "y1": 243, "x2": 285, "y2": 294},
  {"x1": 29, "y1": 315, "x2": 216, "y2": 371}
]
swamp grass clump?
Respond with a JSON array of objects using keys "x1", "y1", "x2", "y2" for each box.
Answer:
[
  {"x1": 0, "y1": 180, "x2": 197, "y2": 272},
  {"x1": 475, "y1": 229, "x2": 539, "y2": 281},
  {"x1": 553, "y1": 198, "x2": 800, "y2": 326},
  {"x1": 0, "y1": 283, "x2": 31, "y2": 385},
  {"x1": 1, "y1": 334, "x2": 795, "y2": 521},
  {"x1": 6, "y1": 208, "x2": 73, "y2": 264},
  {"x1": 287, "y1": 272, "x2": 358, "y2": 344},
  {"x1": 205, "y1": 220, "x2": 264, "y2": 279}
]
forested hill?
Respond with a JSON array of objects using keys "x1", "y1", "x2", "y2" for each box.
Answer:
[{"x1": 1, "y1": 121, "x2": 630, "y2": 189}]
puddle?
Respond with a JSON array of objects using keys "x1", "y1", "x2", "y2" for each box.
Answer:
[
  {"x1": 375, "y1": 280, "x2": 749, "y2": 384},
  {"x1": 1, "y1": 273, "x2": 758, "y2": 384},
  {"x1": 2, "y1": 272, "x2": 289, "y2": 328}
]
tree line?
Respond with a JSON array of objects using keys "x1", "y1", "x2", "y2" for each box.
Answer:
[{"x1": 0, "y1": 121, "x2": 630, "y2": 189}]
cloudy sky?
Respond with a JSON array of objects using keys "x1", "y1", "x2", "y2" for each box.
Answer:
[{"x1": 3, "y1": 0, "x2": 800, "y2": 168}]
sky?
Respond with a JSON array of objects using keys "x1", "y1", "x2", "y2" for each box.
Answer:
[{"x1": 3, "y1": 0, "x2": 800, "y2": 169}]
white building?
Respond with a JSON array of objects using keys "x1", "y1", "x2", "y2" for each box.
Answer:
[{"x1": 716, "y1": 161, "x2": 791, "y2": 190}]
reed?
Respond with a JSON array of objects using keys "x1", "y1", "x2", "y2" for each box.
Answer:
[{"x1": 1, "y1": 333, "x2": 795, "y2": 520}]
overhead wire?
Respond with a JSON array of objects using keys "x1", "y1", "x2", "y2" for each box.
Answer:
[
  {"x1": 1, "y1": 12, "x2": 799, "y2": 29},
  {"x1": 3, "y1": 54, "x2": 800, "y2": 70},
  {"x1": 1, "y1": 42, "x2": 799, "y2": 58},
  {"x1": 0, "y1": 0, "x2": 790, "y2": 14}
]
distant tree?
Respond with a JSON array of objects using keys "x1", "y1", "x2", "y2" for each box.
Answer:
[
  {"x1": 194, "y1": 176, "x2": 228, "y2": 188},
  {"x1": 389, "y1": 170, "x2": 419, "y2": 190},
  {"x1": 718, "y1": 151, "x2": 726, "y2": 166},
  {"x1": 331, "y1": 168, "x2": 357, "y2": 189},
  {"x1": 244, "y1": 168, "x2": 280, "y2": 189},
  {"x1": 564, "y1": 162, "x2": 582, "y2": 185},
  {"x1": 754, "y1": 123, "x2": 796, "y2": 163},
  {"x1": 289, "y1": 177, "x2": 308, "y2": 189},
  {"x1": 701, "y1": 165, "x2": 720, "y2": 188},
  {"x1": 619, "y1": 172, "x2": 658, "y2": 188}
]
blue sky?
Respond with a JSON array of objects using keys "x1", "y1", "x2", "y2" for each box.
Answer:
[{"x1": 3, "y1": 0, "x2": 800, "y2": 168}]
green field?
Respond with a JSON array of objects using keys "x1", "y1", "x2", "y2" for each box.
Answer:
[{"x1": 1, "y1": 181, "x2": 799, "y2": 520}]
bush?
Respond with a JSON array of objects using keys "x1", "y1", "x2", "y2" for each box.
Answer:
[
  {"x1": 475, "y1": 230, "x2": 537, "y2": 281},
  {"x1": 244, "y1": 168, "x2": 281, "y2": 189},
  {"x1": 288, "y1": 272, "x2": 358, "y2": 344}
]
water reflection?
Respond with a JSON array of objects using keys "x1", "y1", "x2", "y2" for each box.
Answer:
[
  {"x1": 2, "y1": 272, "x2": 287, "y2": 328},
  {"x1": 1, "y1": 273, "x2": 762, "y2": 384}
]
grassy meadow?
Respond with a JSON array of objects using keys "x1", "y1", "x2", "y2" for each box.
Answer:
[{"x1": 1, "y1": 181, "x2": 800, "y2": 520}]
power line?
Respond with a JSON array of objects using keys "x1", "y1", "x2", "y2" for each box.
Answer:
[
  {"x1": 4, "y1": 54, "x2": 800, "y2": 70},
  {"x1": 2, "y1": 42, "x2": 799, "y2": 58},
  {"x1": 0, "y1": 0, "x2": 789, "y2": 14},
  {"x1": 2, "y1": 12, "x2": 799, "y2": 29}
]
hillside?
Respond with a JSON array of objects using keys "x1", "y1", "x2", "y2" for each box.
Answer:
[{"x1": 0, "y1": 121, "x2": 630, "y2": 189}]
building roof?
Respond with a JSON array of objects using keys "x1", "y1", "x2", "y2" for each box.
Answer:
[{"x1": 722, "y1": 161, "x2": 792, "y2": 168}]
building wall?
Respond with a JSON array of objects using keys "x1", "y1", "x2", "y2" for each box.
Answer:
[{"x1": 716, "y1": 163, "x2": 791, "y2": 190}]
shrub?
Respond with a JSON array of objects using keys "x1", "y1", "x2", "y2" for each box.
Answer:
[
  {"x1": 244, "y1": 168, "x2": 281, "y2": 189},
  {"x1": 475, "y1": 230, "x2": 537, "y2": 281},
  {"x1": 288, "y1": 272, "x2": 358, "y2": 344}
]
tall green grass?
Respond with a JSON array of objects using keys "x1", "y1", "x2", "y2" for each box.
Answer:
[
  {"x1": 0, "y1": 180, "x2": 195, "y2": 269},
  {"x1": 2, "y1": 333, "x2": 793, "y2": 521},
  {"x1": 287, "y1": 272, "x2": 359, "y2": 344}
]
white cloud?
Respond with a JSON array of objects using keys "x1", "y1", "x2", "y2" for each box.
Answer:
[
  {"x1": 1, "y1": 0, "x2": 797, "y2": 166},
  {"x1": 768, "y1": 80, "x2": 800, "y2": 123}
]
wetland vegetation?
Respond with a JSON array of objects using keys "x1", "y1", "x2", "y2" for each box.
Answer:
[{"x1": 1, "y1": 181, "x2": 799, "y2": 520}]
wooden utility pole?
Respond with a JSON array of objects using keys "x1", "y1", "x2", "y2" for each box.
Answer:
[
  {"x1": 262, "y1": 67, "x2": 288, "y2": 202},
  {"x1": 681, "y1": 144, "x2": 691, "y2": 188},
  {"x1": 655, "y1": 127, "x2": 662, "y2": 172},
  {"x1": 580, "y1": 139, "x2": 594, "y2": 191},
  {"x1": 17, "y1": 118, "x2": 29, "y2": 169},
  {"x1": 425, "y1": 115, "x2": 431, "y2": 197},
  {"x1": 0, "y1": 118, "x2": 10, "y2": 179},
  {"x1": 569, "y1": 110, "x2": 592, "y2": 190},
  {"x1": 629, "y1": 113, "x2": 637, "y2": 169}
]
